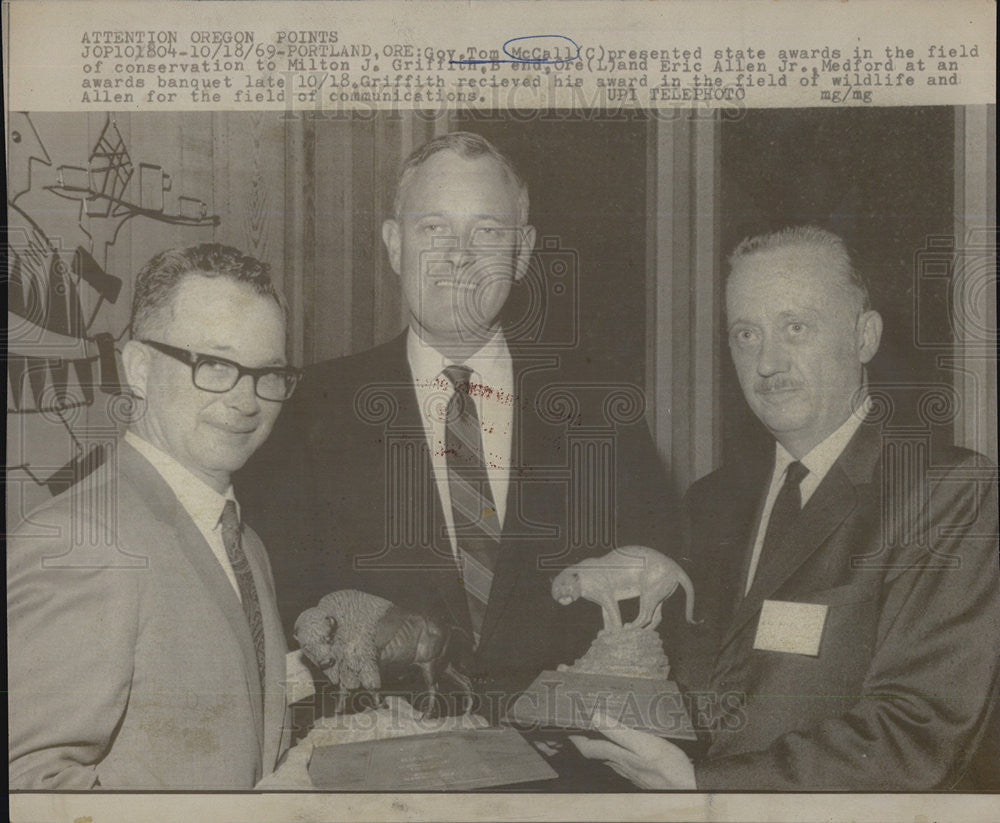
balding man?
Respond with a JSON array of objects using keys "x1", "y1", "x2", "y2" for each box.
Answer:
[{"x1": 572, "y1": 226, "x2": 1000, "y2": 789}]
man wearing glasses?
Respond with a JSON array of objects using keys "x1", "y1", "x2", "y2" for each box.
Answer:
[{"x1": 8, "y1": 244, "x2": 301, "y2": 789}]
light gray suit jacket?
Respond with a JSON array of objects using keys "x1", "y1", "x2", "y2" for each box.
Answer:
[{"x1": 8, "y1": 440, "x2": 290, "y2": 789}]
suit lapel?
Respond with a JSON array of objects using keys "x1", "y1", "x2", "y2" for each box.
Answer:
[
  {"x1": 717, "y1": 421, "x2": 880, "y2": 653},
  {"x1": 721, "y1": 468, "x2": 857, "y2": 649},
  {"x1": 117, "y1": 441, "x2": 265, "y2": 761},
  {"x1": 241, "y1": 526, "x2": 288, "y2": 773},
  {"x1": 383, "y1": 335, "x2": 476, "y2": 632},
  {"x1": 477, "y1": 350, "x2": 553, "y2": 650},
  {"x1": 721, "y1": 457, "x2": 775, "y2": 620},
  {"x1": 477, "y1": 362, "x2": 522, "y2": 649}
]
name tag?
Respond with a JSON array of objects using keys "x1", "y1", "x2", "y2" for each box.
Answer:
[{"x1": 753, "y1": 599, "x2": 828, "y2": 656}]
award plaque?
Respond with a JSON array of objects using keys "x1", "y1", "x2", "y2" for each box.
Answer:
[
  {"x1": 308, "y1": 727, "x2": 558, "y2": 791},
  {"x1": 506, "y1": 546, "x2": 698, "y2": 740}
]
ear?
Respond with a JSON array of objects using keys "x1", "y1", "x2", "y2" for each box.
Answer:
[
  {"x1": 856, "y1": 309, "x2": 883, "y2": 364},
  {"x1": 513, "y1": 224, "x2": 536, "y2": 283},
  {"x1": 121, "y1": 339, "x2": 151, "y2": 397},
  {"x1": 382, "y1": 219, "x2": 401, "y2": 276}
]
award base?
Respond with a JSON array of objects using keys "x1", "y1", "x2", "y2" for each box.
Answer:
[
  {"x1": 505, "y1": 670, "x2": 696, "y2": 740},
  {"x1": 505, "y1": 626, "x2": 695, "y2": 739}
]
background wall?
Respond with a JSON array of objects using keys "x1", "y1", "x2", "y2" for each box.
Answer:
[
  {"x1": 7, "y1": 107, "x2": 994, "y2": 525},
  {"x1": 8, "y1": 110, "x2": 447, "y2": 521}
]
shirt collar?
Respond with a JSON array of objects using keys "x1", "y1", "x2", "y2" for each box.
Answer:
[
  {"x1": 406, "y1": 325, "x2": 512, "y2": 391},
  {"x1": 125, "y1": 430, "x2": 238, "y2": 531},
  {"x1": 774, "y1": 396, "x2": 871, "y2": 483}
]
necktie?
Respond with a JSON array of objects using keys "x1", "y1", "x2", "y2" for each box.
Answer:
[
  {"x1": 747, "y1": 460, "x2": 809, "y2": 593},
  {"x1": 443, "y1": 364, "x2": 501, "y2": 646},
  {"x1": 220, "y1": 500, "x2": 266, "y2": 699}
]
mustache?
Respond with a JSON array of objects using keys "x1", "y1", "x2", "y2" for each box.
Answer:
[{"x1": 754, "y1": 377, "x2": 804, "y2": 393}]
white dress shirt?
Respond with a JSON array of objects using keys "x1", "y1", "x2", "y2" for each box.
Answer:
[
  {"x1": 744, "y1": 400, "x2": 870, "y2": 593},
  {"x1": 125, "y1": 430, "x2": 243, "y2": 600},
  {"x1": 406, "y1": 327, "x2": 514, "y2": 559}
]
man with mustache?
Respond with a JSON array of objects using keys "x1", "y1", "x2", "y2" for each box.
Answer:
[
  {"x1": 573, "y1": 226, "x2": 1000, "y2": 789},
  {"x1": 8, "y1": 245, "x2": 298, "y2": 788},
  {"x1": 240, "y1": 132, "x2": 672, "y2": 715}
]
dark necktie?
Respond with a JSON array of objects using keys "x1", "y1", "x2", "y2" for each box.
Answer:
[
  {"x1": 220, "y1": 500, "x2": 266, "y2": 699},
  {"x1": 443, "y1": 364, "x2": 502, "y2": 646},
  {"x1": 749, "y1": 460, "x2": 810, "y2": 592}
]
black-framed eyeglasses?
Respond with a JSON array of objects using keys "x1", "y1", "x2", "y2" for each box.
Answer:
[{"x1": 140, "y1": 339, "x2": 303, "y2": 402}]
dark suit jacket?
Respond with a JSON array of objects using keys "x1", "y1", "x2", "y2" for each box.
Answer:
[
  {"x1": 8, "y1": 441, "x2": 290, "y2": 789},
  {"x1": 666, "y1": 418, "x2": 1000, "y2": 790},
  {"x1": 239, "y1": 331, "x2": 674, "y2": 701}
]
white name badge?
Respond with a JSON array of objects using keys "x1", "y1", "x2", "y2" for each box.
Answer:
[{"x1": 753, "y1": 599, "x2": 829, "y2": 657}]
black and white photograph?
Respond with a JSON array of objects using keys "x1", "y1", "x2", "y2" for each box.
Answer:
[{"x1": 5, "y1": 2, "x2": 997, "y2": 822}]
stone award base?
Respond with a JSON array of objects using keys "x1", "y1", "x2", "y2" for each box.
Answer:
[{"x1": 504, "y1": 626, "x2": 696, "y2": 740}]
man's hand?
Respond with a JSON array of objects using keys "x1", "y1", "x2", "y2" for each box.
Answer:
[{"x1": 568, "y1": 711, "x2": 696, "y2": 790}]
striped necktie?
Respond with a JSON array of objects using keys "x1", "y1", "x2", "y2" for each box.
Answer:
[
  {"x1": 220, "y1": 500, "x2": 266, "y2": 701},
  {"x1": 442, "y1": 364, "x2": 502, "y2": 647}
]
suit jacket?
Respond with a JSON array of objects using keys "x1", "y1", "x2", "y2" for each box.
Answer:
[
  {"x1": 8, "y1": 440, "x2": 290, "y2": 789},
  {"x1": 667, "y1": 418, "x2": 1000, "y2": 790},
  {"x1": 239, "y1": 331, "x2": 675, "y2": 701}
]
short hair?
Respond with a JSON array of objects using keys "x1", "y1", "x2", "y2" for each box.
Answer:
[
  {"x1": 392, "y1": 131, "x2": 530, "y2": 224},
  {"x1": 130, "y1": 243, "x2": 288, "y2": 339},
  {"x1": 727, "y1": 225, "x2": 872, "y2": 313}
]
